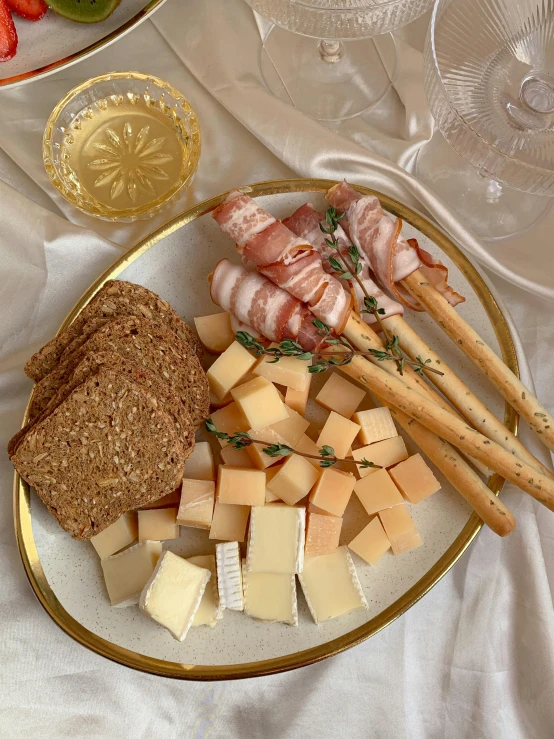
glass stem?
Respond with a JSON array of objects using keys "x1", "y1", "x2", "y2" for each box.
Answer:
[{"x1": 318, "y1": 39, "x2": 343, "y2": 64}]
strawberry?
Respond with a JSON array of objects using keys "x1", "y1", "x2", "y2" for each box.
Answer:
[
  {"x1": 7, "y1": 0, "x2": 47, "y2": 21},
  {"x1": 0, "y1": 0, "x2": 17, "y2": 61}
]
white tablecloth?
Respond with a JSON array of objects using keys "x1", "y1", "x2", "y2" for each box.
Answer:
[{"x1": 1, "y1": 2, "x2": 554, "y2": 737}]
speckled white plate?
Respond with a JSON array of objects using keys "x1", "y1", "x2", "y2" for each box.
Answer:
[
  {"x1": 14, "y1": 180, "x2": 518, "y2": 680},
  {"x1": 0, "y1": 0, "x2": 167, "y2": 89}
]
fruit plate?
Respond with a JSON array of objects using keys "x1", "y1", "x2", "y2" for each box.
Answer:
[
  {"x1": 0, "y1": 0, "x2": 167, "y2": 89},
  {"x1": 14, "y1": 179, "x2": 518, "y2": 680}
]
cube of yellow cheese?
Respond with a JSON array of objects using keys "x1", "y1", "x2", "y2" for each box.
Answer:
[
  {"x1": 216, "y1": 465, "x2": 266, "y2": 507},
  {"x1": 299, "y1": 547, "x2": 368, "y2": 623},
  {"x1": 220, "y1": 445, "x2": 253, "y2": 468},
  {"x1": 138, "y1": 508, "x2": 179, "y2": 542},
  {"x1": 308, "y1": 502, "x2": 336, "y2": 516},
  {"x1": 354, "y1": 468, "x2": 404, "y2": 516},
  {"x1": 265, "y1": 464, "x2": 283, "y2": 503},
  {"x1": 305, "y1": 512, "x2": 343, "y2": 558},
  {"x1": 91, "y1": 511, "x2": 137, "y2": 559},
  {"x1": 388, "y1": 453, "x2": 441, "y2": 503},
  {"x1": 140, "y1": 551, "x2": 211, "y2": 641},
  {"x1": 348, "y1": 517, "x2": 391, "y2": 565},
  {"x1": 294, "y1": 434, "x2": 323, "y2": 470},
  {"x1": 188, "y1": 554, "x2": 222, "y2": 627},
  {"x1": 270, "y1": 406, "x2": 310, "y2": 448},
  {"x1": 317, "y1": 412, "x2": 361, "y2": 460},
  {"x1": 207, "y1": 341, "x2": 258, "y2": 400},
  {"x1": 194, "y1": 312, "x2": 235, "y2": 354},
  {"x1": 231, "y1": 376, "x2": 289, "y2": 430},
  {"x1": 254, "y1": 348, "x2": 311, "y2": 391},
  {"x1": 209, "y1": 402, "x2": 249, "y2": 448},
  {"x1": 246, "y1": 426, "x2": 288, "y2": 470},
  {"x1": 266, "y1": 454, "x2": 321, "y2": 506},
  {"x1": 101, "y1": 541, "x2": 162, "y2": 606},
  {"x1": 209, "y1": 502, "x2": 250, "y2": 542},
  {"x1": 379, "y1": 504, "x2": 422, "y2": 555},
  {"x1": 243, "y1": 566, "x2": 298, "y2": 625},
  {"x1": 316, "y1": 373, "x2": 366, "y2": 419},
  {"x1": 247, "y1": 504, "x2": 306, "y2": 574},
  {"x1": 183, "y1": 441, "x2": 216, "y2": 481},
  {"x1": 285, "y1": 374, "x2": 312, "y2": 416},
  {"x1": 352, "y1": 436, "x2": 409, "y2": 478},
  {"x1": 309, "y1": 467, "x2": 356, "y2": 517},
  {"x1": 353, "y1": 407, "x2": 398, "y2": 446},
  {"x1": 177, "y1": 479, "x2": 215, "y2": 529}
]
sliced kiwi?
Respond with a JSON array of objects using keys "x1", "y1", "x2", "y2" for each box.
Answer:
[{"x1": 46, "y1": 0, "x2": 122, "y2": 23}]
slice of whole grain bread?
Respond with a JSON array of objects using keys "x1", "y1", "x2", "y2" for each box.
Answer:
[
  {"x1": 27, "y1": 317, "x2": 210, "y2": 426},
  {"x1": 24, "y1": 280, "x2": 203, "y2": 382},
  {"x1": 8, "y1": 351, "x2": 196, "y2": 457},
  {"x1": 12, "y1": 368, "x2": 185, "y2": 540}
]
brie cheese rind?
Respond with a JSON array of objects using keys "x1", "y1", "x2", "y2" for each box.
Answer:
[{"x1": 215, "y1": 541, "x2": 244, "y2": 611}]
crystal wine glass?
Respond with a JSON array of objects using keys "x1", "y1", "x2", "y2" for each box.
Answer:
[
  {"x1": 416, "y1": 0, "x2": 554, "y2": 240},
  {"x1": 244, "y1": 0, "x2": 434, "y2": 121}
]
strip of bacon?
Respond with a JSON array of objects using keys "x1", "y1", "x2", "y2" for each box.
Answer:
[
  {"x1": 213, "y1": 192, "x2": 352, "y2": 332},
  {"x1": 326, "y1": 181, "x2": 464, "y2": 309},
  {"x1": 284, "y1": 203, "x2": 404, "y2": 324},
  {"x1": 213, "y1": 190, "x2": 276, "y2": 252},
  {"x1": 209, "y1": 259, "x2": 327, "y2": 351}
]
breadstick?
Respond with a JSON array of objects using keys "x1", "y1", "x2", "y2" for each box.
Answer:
[
  {"x1": 402, "y1": 270, "x2": 554, "y2": 453},
  {"x1": 382, "y1": 313, "x2": 552, "y2": 478},
  {"x1": 337, "y1": 354, "x2": 554, "y2": 510},
  {"x1": 383, "y1": 403, "x2": 515, "y2": 536},
  {"x1": 343, "y1": 313, "x2": 490, "y2": 477}
]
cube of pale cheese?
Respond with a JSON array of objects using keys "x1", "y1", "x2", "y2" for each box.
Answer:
[
  {"x1": 183, "y1": 441, "x2": 215, "y2": 481},
  {"x1": 352, "y1": 436, "x2": 409, "y2": 478},
  {"x1": 207, "y1": 341, "x2": 258, "y2": 400},
  {"x1": 294, "y1": 434, "x2": 323, "y2": 470},
  {"x1": 379, "y1": 505, "x2": 423, "y2": 555},
  {"x1": 194, "y1": 312, "x2": 235, "y2": 354},
  {"x1": 138, "y1": 508, "x2": 179, "y2": 542},
  {"x1": 217, "y1": 465, "x2": 266, "y2": 507},
  {"x1": 348, "y1": 517, "x2": 391, "y2": 565},
  {"x1": 317, "y1": 412, "x2": 361, "y2": 460},
  {"x1": 209, "y1": 402, "x2": 249, "y2": 448},
  {"x1": 354, "y1": 468, "x2": 404, "y2": 516},
  {"x1": 230, "y1": 376, "x2": 289, "y2": 430},
  {"x1": 265, "y1": 464, "x2": 283, "y2": 503},
  {"x1": 389, "y1": 453, "x2": 441, "y2": 503},
  {"x1": 247, "y1": 505, "x2": 306, "y2": 574},
  {"x1": 266, "y1": 454, "x2": 321, "y2": 506},
  {"x1": 316, "y1": 373, "x2": 366, "y2": 419},
  {"x1": 220, "y1": 445, "x2": 253, "y2": 468},
  {"x1": 305, "y1": 512, "x2": 342, "y2": 558},
  {"x1": 270, "y1": 406, "x2": 310, "y2": 448},
  {"x1": 188, "y1": 554, "x2": 222, "y2": 627},
  {"x1": 254, "y1": 349, "x2": 311, "y2": 391},
  {"x1": 309, "y1": 467, "x2": 356, "y2": 517},
  {"x1": 216, "y1": 541, "x2": 244, "y2": 611},
  {"x1": 177, "y1": 479, "x2": 215, "y2": 529},
  {"x1": 299, "y1": 546, "x2": 368, "y2": 624},
  {"x1": 353, "y1": 407, "x2": 398, "y2": 446},
  {"x1": 140, "y1": 551, "x2": 211, "y2": 640},
  {"x1": 242, "y1": 564, "x2": 298, "y2": 625},
  {"x1": 101, "y1": 541, "x2": 162, "y2": 607},
  {"x1": 138, "y1": 489, "x2": 181, "y2": 510},
  {"x1": 285, "y1": 374, "x2": 312, "y2": 416},
  {"x1": 246, "y1": 425, "x2": 288, "y2": 470},
  {"x1": 91, "y1": 511, "x2": 137, "y2": 559},
  {"x1": 209, "y1": 502, "x2": 250, "y2": 542}
]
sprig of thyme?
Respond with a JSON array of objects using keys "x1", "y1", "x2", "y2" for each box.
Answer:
[
  {"x1": 205, "y1": 419, "x2": 381, "y2": 471},
  {"x1": 320, "y1": 208, "x2": 442, "y2": 378}
]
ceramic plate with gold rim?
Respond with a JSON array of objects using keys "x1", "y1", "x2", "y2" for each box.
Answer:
[
  {"x1": 14, "y1": 179, "x2": 518, "y2": 680},
  {"x1": 0, "y1": 1, "x2": 167, "y2": 90}
]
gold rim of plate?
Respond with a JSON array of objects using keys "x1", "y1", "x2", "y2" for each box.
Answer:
[
  {"x1": 0, "y1": 2, "x2": 167, "y2": 89},
  {"x1": 13, "y1": 178, "x2": 519, "y2": 681},
  {"x1": 43, "y1": 71, "x2": 201, "y2": 221}
]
